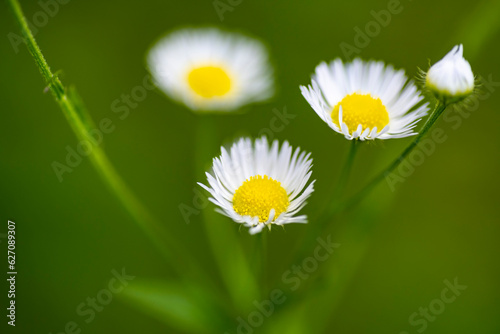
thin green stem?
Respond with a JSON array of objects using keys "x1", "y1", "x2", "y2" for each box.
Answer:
[
  {"x1": 253, "y1": 231, "x2": 268, "y2": 300},
  {"x1": 260, "y1": 230, "x2": 268, "y2": 299},
  {"x1": 6, "y1": 0, "x2": 209, "y2": 282},
  {"x1": 312, "y1": 139, "x2": 359, "y2": 227},
  {"x1": 283, "y1": 102, "x2": 447, "y2": 293},
  {"x1": 279, "y1": 102, "x2": 449, "y2": 331},
  {"x1": 283, "y1": 139, "x2": 359, "y2": 285},
  {"x1": 309, "y1": 139, "x2": 359, "y2": 231},
  {"x1": 332, "y1": 139, "x2": 359, "y2": 201},
  {"x1": 7, "y1": 0, "x2": 64, "y2": 100},
  {"x1": 338, "y1": 101, "x2": 448, "y2": 213},
  {"x1": 270, "y1": 101, "x2": 450, "y2": 331},
  {"x1": 252, "y1": 232, "x2": 261, "y2": 282}
]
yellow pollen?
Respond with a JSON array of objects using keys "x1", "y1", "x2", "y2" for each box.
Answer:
[
  {"x1": 187, "y1": 66, "x2": 231, "y2": 98},
  {"x1": 332, "y1": 93, "x2": 389, "y2": 134},
  {"x1": 233, "y1": 175, "x2": 290, "y2": 223}
]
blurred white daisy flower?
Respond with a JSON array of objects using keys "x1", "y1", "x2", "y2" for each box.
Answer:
[
  {"x1": 425, "y1": 44, "x2": 474, "y2": 102},
  {"x1": 147, "y1": 28, "x2": 274, "y2": 112},
  {"x1": 198, "y1": 137, "x2": 315, "y2": 235},
  {"x1": 300, "y1": 59, "x2": 429, "y2": 140}
]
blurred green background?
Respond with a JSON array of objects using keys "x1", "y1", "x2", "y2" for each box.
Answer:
[{"x1": 1, "y1": 0, "x2": 499, "y2": 333}]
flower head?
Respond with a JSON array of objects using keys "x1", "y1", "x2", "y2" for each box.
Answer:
[
  {"x1": 147, "y1": 28, "x2": 274, "y2": 112},
  {"x1": 425, "y1": 44, "x2": 474, "y2": 102},
  {"x1": 301, "y1": 59, "x2": 429, "y2": 140},
  {"x1": 198, "y1": 137, "x2": 315, "y2": 234}
]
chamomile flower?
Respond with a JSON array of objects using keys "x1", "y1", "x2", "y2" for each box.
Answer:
[
  {"x1": 425, "y1": 44, "x2": 474, "y2": 102},
  {"x1": 147, "y1": 28, "x2": 274, "y2": 112},
  {"x1": 198, "y1": 137, "x2": 315, "y2": 235},
  {"x1": 300, "y1": 59, "x2": 429, "y2": 140}
]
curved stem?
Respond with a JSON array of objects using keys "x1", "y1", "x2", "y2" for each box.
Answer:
[
  {"x1": 286, "y1": 102, "x2": 447, "y2": 289},
  {"x1": 339, "y1": 101, "x2": 447, "y2": 213},
  {"x1": 272, "y1": 102, "x2": 449, "y2": 326},
  {"x1": 6, "y1": 0, "x2": 209, "y2": 282}
]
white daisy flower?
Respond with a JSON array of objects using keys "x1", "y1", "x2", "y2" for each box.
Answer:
[
  {"x1": 300, "y1": 59, "x2": 429, "y2": 140},
  {"x1": 198, "y1": 137, "x2": 315, "y2": 235},
  {"x1": 147, "y1": 28, "x2": 274, "y2": 112},
  {"x1": 425, "y1": 44, "x2": 474, "y2": 102}
]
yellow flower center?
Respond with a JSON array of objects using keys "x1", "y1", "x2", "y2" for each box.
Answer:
[
  {"x1": 187, "y1": 66, "x2": 231, "y2": 98},
  {"x1": 233, "y1": 175, "x2": 290, "y2": 223},
  {"x1": 332, "y1": 93, "x2": 389, "y2": 134}
]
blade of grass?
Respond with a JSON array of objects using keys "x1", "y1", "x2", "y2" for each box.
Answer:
[{"x1": 6, "y1": 0, "x2": 219, "y2": 292}]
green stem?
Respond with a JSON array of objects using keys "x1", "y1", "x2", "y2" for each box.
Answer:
[
  {"x1": 7, "y1": 0, "x2": 63, "y2": 97},
  {"x1": 284, "y1": 103, "x2": 448, "y2": 331},
  {"x1": 6, "y1": 0, "x2": 205, "y2": 280},
  {"x1": 284, "y1": 102, "x2": 447, "y2": 291},
  {"x1": 309, "y1": 140, "x2": 358, "y2": 233},
  {"x1": 311, "y1": 139, "x2": 359, "y2": 229},
  {"x1": 253, "y1": 231, "x2": 267, "y2": 300},
  {"x1": 282, "y1": 139, "x2": 359, "y2": 287},
  {"x1": 261, "y1": 230, "x2": 268, "y2": 299},
  {"x1": 310, "y1": 139, "x2": 359, "y2": 234},
  {"x1": 339, "y1": 101, "x2": 448, "y2": 213},
  {"x1": 332, "y1": 139, "x2": 359, "y2": 201},
  {"x1": 195, "y1": 115, "x2": 260, "y2": 310},
  {"x1": 270, "y1": 101, "x2": 449, "y2": 331}
]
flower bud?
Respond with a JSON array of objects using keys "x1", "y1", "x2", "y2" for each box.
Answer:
[{"x1": 425, "y1": 44, "x2": 474, "y2": 103}]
